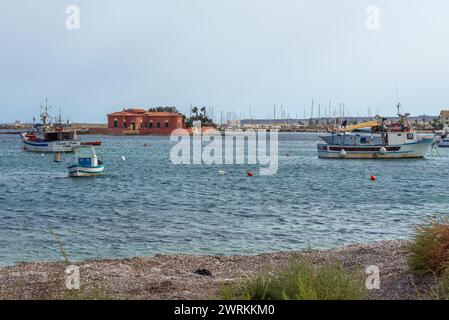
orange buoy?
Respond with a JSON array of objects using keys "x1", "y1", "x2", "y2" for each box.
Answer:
[
  {"x1": 370, "y1": 175, "x2": 377, "y2": 181},
  {"x1": 247, "y1": 170, "x2": 254, "y2": 177}
]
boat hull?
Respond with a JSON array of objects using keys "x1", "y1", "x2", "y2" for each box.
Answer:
[
  {"x1": 317, "y1": 140, "x2": 433, "y2": 159},
  {"x1": 23, "y1": 139, "x2": 82, "y2": 152},
  {"x1": 438, "y1": 139, "x2": 449, "y2": 147},
  {"x1": 22, "y1": 137, "x2": 102, "y2": 152},
  {"x1": 68, "y1": 164, "x2": 104, "y2": 177}
]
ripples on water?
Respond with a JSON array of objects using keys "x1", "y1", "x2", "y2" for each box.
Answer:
[{"x1": 0, "y1": 132, "x2": 448, "y2": 266}]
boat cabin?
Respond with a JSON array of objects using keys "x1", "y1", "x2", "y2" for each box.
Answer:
[
  {"x1": 74, "y1": 147, "x2": 100, "y2": 167},
  {"x1": 35, "y1": 127, "x2": 77, "y2": 142},
  {"x1": 321, "y1": 128, "x2": 418, "y2": 146}
]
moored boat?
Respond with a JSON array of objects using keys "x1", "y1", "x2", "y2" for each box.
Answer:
[
  {"x1": 317, "y1": 104, "x2": 434, "y2": 159},
  {"x1": 68, "y1": 146, "x2": 104, "y2": 177},
  {"x1": 22, "y1": 100, "x2": 101, "y2": 152},
  {"x1": 438, "y1": 137, "x2": 449, "y2": 147},
  {"x1": 435, "y1": 127, "x2": 449, "y2": 147}
]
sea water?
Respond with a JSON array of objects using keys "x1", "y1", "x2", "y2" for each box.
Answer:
[{"x1": 0, "y1": 132, "x2": 448, "y2": 266}]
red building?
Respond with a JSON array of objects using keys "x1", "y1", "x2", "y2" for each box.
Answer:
[{"x1": 106, "y1": 108, "x2": 185, "y2": 135}]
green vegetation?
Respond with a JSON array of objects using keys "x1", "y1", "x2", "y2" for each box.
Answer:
[
  {"x1": 408, "y1": 219, "x2": 449, "y2": 300},
  {"x1": 408, "y1": 219, "x2": 449, "y2": 276},
  {"x1": 186, "y1": 106, "x2": 217, "y2": 128},
  {"x1": 436, "y1": 267, "x2": 449, "y2": 300},
  {"x1": 221, "y1": 259, "x2": 366, "y2": 300},
  {"x1": 63, "y1": 286, "x2": 113, "y2": 300}
]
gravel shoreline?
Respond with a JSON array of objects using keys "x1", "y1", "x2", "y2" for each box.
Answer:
[{"x1": 0, "y1": 240, "x2": 435, "y2": 300}]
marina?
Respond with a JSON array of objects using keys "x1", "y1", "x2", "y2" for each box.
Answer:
[{"x1": 2, "y1": 0, "x2": 449, "y2": 304}]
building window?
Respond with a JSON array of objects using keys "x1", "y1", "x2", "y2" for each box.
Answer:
[
  {"x1": 113, "y1": 119, "x2": 118, "y2": 128},
  {"x1": 157, "y1": 122, "x2": 161, "y2": 128},
  {"x1": 149, "y1": 122, "x2": 153, "y2": 128},
  {"x1": 165, "y1": 121, "x2": 169, "y2": 128}
]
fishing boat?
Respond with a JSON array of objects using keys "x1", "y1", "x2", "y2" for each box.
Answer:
[
  {"x1": 22, "y1": 99, "x2": 101, "y2": 152},
  {"x1": 317, "y1": 104, "x2": 434, "y2": 159},
  {"x1": 68, "y1": 146, "x2": 104, "y2": 177},
  {"x1": 435, "y1": 127, "x2": 449, "y2": 147}
]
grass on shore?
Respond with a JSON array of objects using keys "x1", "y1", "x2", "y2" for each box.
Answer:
[
  {"x1": 408, "y1": 218, "x2": 449, "y2": 300},
  {"x1": 220, "y1": 258, "x2": 366, "y2": 300},
  {"x1": 408, "y1": 218, "x2": 449, "y2": 276}
]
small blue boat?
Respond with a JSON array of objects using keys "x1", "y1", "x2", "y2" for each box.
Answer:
[{"x1": 68, "y1": 146, "x2": 104, "y2": 177}]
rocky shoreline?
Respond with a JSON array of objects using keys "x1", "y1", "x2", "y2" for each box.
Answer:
[{"x1": 0, "y1": 240, "x2": 435, "y2": 300}]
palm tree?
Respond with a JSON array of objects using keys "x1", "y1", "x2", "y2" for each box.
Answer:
[
  {"x1": 192, "y1": 107, "x2": 198, "y2": 118},
  {"x1": 201, "y1": 107, "x2": 206, "y2": 117}
]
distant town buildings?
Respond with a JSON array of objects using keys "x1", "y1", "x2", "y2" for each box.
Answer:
[{"x1": 439, "y1": 110, "x2": 449, "y2": 127}]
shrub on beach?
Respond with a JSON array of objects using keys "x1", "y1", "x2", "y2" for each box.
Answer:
[
  {"x1": 436, "y1": 267, "x2": 449, "y2": 300},
  {"x1": 408, "y1": 219, "x2": 449, "y2": 276},
  {"x1": 220, "y1": 259, "x2": 366, "y2": 300}
]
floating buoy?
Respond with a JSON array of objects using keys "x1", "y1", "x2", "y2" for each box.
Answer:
[
  {"x1": 370, "y1": 175, "x2": 377, "y2": 181},
  {"x1": 379, "y1": 147, "x2": 387, "y2": 155},
  {"x1": 53, "y1": 152, "x2": 62, "y2": 163},
  {"x1": 339, "y1": 149, "x2": 347, "y2": 157},
  {"x1": 121, "y1": 156, "x2": 126, "y2": 161},
  {"x1": 144, "y1": 143, "x2": 148, "y2": 147},
  {"x1": 246, "y1": 170, "x2": 254, "y2": 177},
  {"x1": 218, "y1": 170, "x2": 226, "y2": 175}
]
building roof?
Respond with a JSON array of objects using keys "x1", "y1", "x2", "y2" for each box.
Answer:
[
  {"x1": 143, "y1": 112, "x2": 182, "y2": 117},
  {"x1": 108, "y1": 109, "x2": 183, "y2": 117},
  {"x1": 440, "y1": 110, "x2": 449, "y2": 117}
]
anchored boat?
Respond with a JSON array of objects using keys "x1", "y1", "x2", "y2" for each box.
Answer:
[
  {"x1": 68, "y1": 146, "x2": 104, "y2": 177},
  {"x1": 22, "y1": 100, "x2": 101, "y2": 152},
  {"x1": 435, "y1": 127, "x2": 449, "y2": 147},
  {"x1": 317, "y1": 104, "x2": 434, "y2": 159}
]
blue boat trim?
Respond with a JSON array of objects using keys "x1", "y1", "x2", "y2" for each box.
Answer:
[
  {"x1": 23, "y1": 141, "x2": 48, "y2": 147},
  {"x1": 69, "y1": 169, "x2": 104, "y2": 174},
  {"x1": 68, "y1": 164, "x2": 104, "y2": 169}
]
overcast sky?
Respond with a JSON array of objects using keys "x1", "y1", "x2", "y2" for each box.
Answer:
[{"x1": 1, "y1": 0, "x2": 448, "y2": 123}]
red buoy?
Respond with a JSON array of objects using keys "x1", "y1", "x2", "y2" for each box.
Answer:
[
  {"x1": 247, "y1": 170, "x2": 254, "y2": 177},
  {"x1": 370, "y1": 175, "x2": 377, "y2": 181}
]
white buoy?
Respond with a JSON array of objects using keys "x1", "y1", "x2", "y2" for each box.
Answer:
[
  {"x1": 218, "y1": 170, "x2": 226, "y2": 175},
  {"x1": 379, "y1": 147, "x2": 387, "y2": 155},
  {"x1": 339, "y1": 149, "x2": 347, "y2": 157},
  {"x1": 121, "y1": 156, "x2": 126, "y2": 161},
  {"x1": 41, "y1": 154, "x2": 45, "y2": 157}
]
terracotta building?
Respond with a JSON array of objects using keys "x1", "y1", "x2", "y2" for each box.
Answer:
[{"x1": 106, "y1": 108, "x2": 185, "y2": 135}]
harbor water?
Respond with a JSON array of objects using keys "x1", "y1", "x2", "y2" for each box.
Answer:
[{"x1": 0, "y1": 132, "x2": 448, "y2": 266}]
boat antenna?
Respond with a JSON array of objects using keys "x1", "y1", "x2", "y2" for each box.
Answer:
[{"x1": 396, "y1": 82, "x2": 402, "y2": 116}]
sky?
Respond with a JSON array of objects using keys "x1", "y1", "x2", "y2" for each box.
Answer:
[{"x1": 1, "y1": 0, "x2": 449, "y2": 123}]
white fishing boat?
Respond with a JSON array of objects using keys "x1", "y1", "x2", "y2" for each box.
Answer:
[
  {"x1": 436, "y1": 127, "x2": 449, "y2": 147},
  {"x1": 68, "y1": 146, "x2": 104, "y2": 177},
  {"x1": 22, "y1": 99, "x2": 101, "y2": 153},
  {"x1": 317, "y1": 104, "x2": 434, "y2": 159}
]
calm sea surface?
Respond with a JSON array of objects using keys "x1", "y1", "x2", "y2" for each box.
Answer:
[{"x1": 0, "y1": 132, "x2": 448, "y2": 266}]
